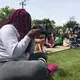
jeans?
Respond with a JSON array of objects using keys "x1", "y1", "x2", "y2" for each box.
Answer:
[{"x1": 0, "y1": 52, "x2": 49, "y2": 80}]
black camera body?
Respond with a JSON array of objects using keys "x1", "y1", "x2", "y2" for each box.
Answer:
[
  {"x1": 32, "y1": 25, "x2": 46, "y2": 35},
  {"x1": 40, "y1": 29, "x2": 46, "y2": 34}
]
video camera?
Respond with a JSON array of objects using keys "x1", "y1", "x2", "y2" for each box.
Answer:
[{"x1": 32, "y1": 25, "x2": 46, "y2": 35}]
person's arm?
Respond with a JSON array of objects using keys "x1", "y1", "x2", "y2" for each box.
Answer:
[
  {"x1": 29, "y1": 40, "x2": 35, "y2": 54},
  {"x1": 1, "y1": 26, "x2": 31, "y2": 57}
]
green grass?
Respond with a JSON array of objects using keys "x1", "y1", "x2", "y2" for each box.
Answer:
[{"x1": 48, "y1": 49, "x2": 80, "y2": 80}]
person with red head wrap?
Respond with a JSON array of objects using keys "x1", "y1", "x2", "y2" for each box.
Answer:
[{"x1": 0, "y1": 9, "x2": 58, "y2": 80}]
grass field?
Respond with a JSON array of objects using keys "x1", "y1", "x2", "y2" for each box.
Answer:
[{"x1": 48, "y1": 49, "x2": 80, "y2": 80}]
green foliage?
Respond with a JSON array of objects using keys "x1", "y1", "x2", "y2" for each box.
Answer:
[
  {"x1": 51, "y1": 20, "x2": 56, "y2": 27},
  {"x1": 32, "y1": 18, "x2": 55, "y2": 34},
  {"x1": 0, "y1": 6, "x2": 14, "y2": 24},
  {"x1": 32, "y1": 19, "x2": 42, "y2": 26},
  {"x1": 63, "y1": 17, "x2": 80, "y2": 34},
  {"x1": 64, "y1": 21, "x2": 79, "y2": 29}
]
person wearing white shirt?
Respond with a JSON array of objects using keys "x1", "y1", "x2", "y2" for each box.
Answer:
[{"x1": 0, "y1": 9, "x2": 58, "y2": 80}]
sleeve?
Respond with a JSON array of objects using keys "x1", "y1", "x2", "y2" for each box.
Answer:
[
  {"x1": 29, "y1": 40, "x2": 35, "y2": 54},
  {"x1": 1, "y1": 26, "x2": 31, "y2": 57}
]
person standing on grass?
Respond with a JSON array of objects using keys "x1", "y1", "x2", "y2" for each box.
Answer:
[{"x1": 0, "y1": 9, "x2": 58, "y2": 80}]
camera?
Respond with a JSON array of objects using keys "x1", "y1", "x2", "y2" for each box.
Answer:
[
  {"x1": 40, "y1": 29, "x2": 46, "y2": 34},
  {"x1": 32, "y1": 25, "x2": 46, "y2": 34}
]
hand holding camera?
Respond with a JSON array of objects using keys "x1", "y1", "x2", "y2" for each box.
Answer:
[{"x1": 27, "y1": 29, "x2": 41, "y2": 38}]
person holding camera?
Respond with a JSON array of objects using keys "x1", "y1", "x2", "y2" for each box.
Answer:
[{"x1": 0, "y1": 9, "x2": 58, "y2": 80}]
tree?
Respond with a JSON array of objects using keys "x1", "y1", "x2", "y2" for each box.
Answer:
[
  {"x1": 0, "y1": 6, "x2": 14, "y2": 24},
  {"x1": 63, "y1": 17, "x2": 80, "y2": 34},
  {"x1": 51, "y1": 20, "x2": 56, "y2": 27},
  {"x1": 32, "y1": 18, "x2": 55, "y2": 33},
  {"x1": 32, "y1": 19, "x2": 42, "y2": 26}
]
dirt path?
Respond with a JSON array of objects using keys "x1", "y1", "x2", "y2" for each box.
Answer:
[{"x1": 45, "y1": 46, "x2": 70, "y2": 53}]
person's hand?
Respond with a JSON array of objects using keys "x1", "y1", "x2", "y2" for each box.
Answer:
[{"x1": 27, "y1": 29, "x2": 41, "y2": 38}]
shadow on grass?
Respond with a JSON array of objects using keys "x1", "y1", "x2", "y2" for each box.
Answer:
[
  {"x1": 56, "y1": 68, "x2": 67, "y2": 76},
  {"x1": 48, "y1": 68, "x2": 67, "y2": 80},
  {"x1": 49, "y1": 76, "x2": 54, "y2": 80},
  {"x1": 56, "y1": 68, "x2": 73, "y2": 77}
]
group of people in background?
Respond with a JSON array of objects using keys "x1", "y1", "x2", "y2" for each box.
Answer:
[
  {"x1": 69, "y1": 33, "x2": 80, "y2": 48},
  {"x1": 44, "y1": 33, "x2": 62, "y2": 48},
  {"x1": 35, "y1": 30, "x2": 76, "y2": 52}
]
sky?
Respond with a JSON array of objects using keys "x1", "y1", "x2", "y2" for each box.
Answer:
[{"x1": 0, "y1": 0, "x2": 80, "y2": 26}]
